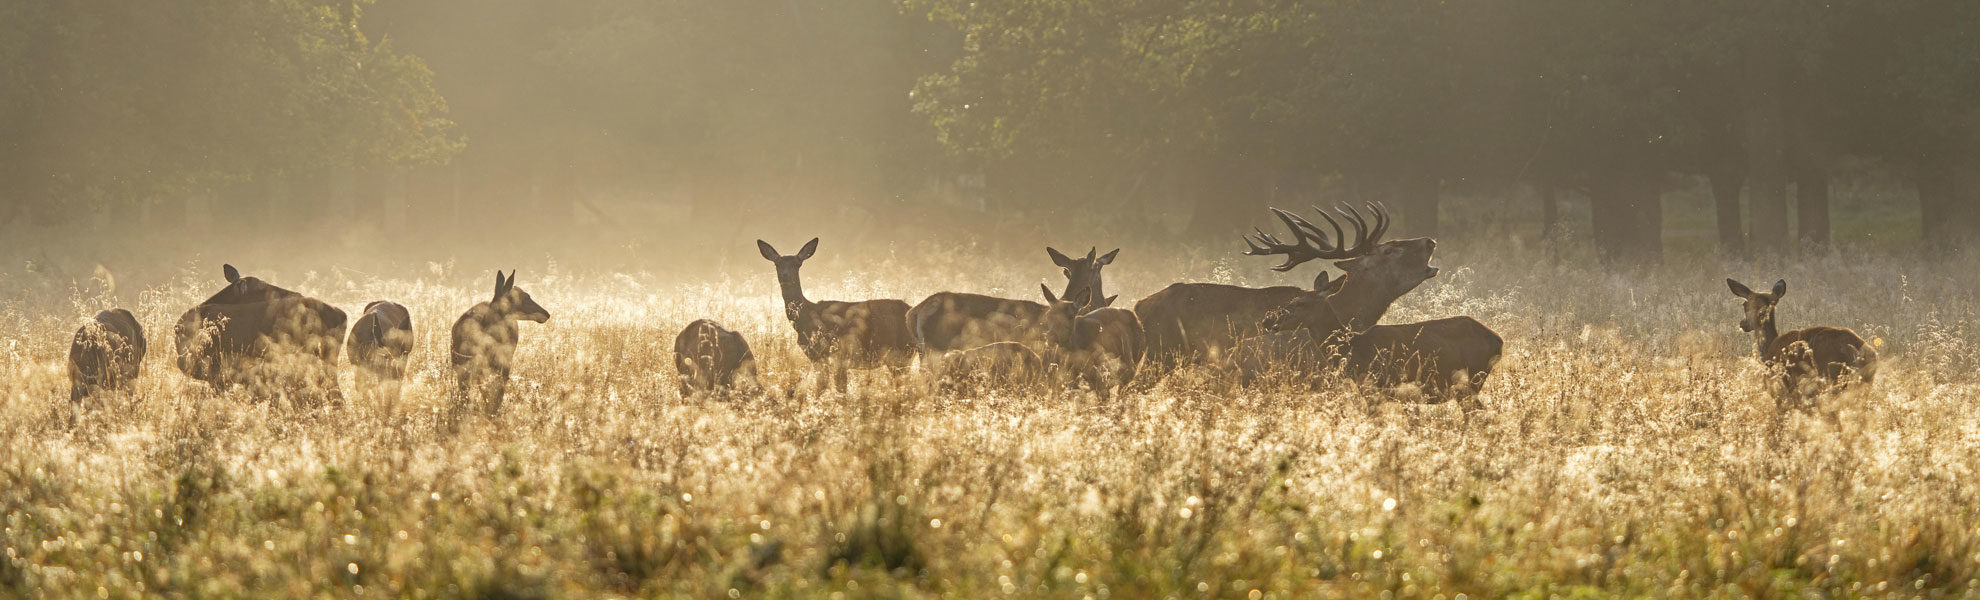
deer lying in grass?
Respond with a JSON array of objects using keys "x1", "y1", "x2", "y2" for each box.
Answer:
[
  {"x1": 674, "y1": 319, "x2": 758, "y2": 396},
  {"x1": 1726, "y1": 278, "x2": 1876, "y2": 402},
  {"x1": 1049, "y1": 246, "x2": 1120, "y2": 311},
  {"x1": 758, "y1": 238, "x2": 915, "y2": 392},
  {"x1": 926, "y1": 286, "x2": 1086, "y2": 390},
  {"x1": 1135, "y1": 203, "x2": 1437, "y2": 381},
  {"x1": 70, "y1": 308, "x2": 145, "y2": 404},
  {"x1": 1240, "y1": 286, "x2": 1502, "y2": 402},
  {"x1": 451, "y1": 270, "x2": 550, "y2": 414}
]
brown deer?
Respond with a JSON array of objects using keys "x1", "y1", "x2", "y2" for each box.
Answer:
[
  {"x1": 937, "y1": 342, "x2": 1047, "y2": 393},
  {"x1": 758, "y1": 238, "x2": 915, "y2": 391},
  {"x1": 673, "y1": 319, "x2": 759, "y2": 396},
  {"x1": 1726, "y1": 278, "x2": 1876, "y2": 400},
  {"x1": 450, "y1": 270, "x2": 550, "y2": 414},
  {"x1": 908, "y1": 283, "x2": 1090, "y2": 363},
  {"x1": 348, "y1": 301, "x2": 414, "y2": 396},
  {"x1": 1049, "y1": 246, "x2": 1121, "y2": 311},
  {"x1": 70, "y1": 308, "x2": 145, "y2": 403},
  {"x1": 1238, "y1": 287, "x2": 1502, "y2": 402},
  {"x1": 175, "y1": 264, "x2": 347, "y2": 407},
  {"x1": 1136, "y1": 203, "x2": 1437, "y2": 379},
  {"x1": 1057, "y1": 306, "x2": 1146, "y2": 399}
]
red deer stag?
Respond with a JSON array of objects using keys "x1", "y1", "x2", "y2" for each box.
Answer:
[
  {"x1": 451, "y1": 270, "x2": 551, "y2": 414},
  {"x1": 70, "y1": 308, "x2": 145, "y2": 403},
  {"x1": 1726, "y1": 279, "x2": 1876, "y2": 403},
  {"x1": 1136, "y1": 203, "x2": 1437, "y2": 380},
  {"x1": 1050, "y1": 246, "x2": 1121, "y2": 311},
  {"x1": 674, "y1": 319, "x2": 759, "y2": 396},
  {"x1": 758, "y1": 238, "x2": 915, "y2": 392},
  {"x1": 175, "y1": 264, "x2": 347, "y2": 407}
]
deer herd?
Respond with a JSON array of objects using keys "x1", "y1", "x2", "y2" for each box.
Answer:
[{"x1": 59, "y1": 204, "x2": 1878, "y2": 415}]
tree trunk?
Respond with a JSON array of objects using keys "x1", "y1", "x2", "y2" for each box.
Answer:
[
  {"x1": 1590, "y1": 172, "x2": 1663, "y2": 264},
  {"x1": 1401, "y1": 174, "x2": 1440, "y2": 238},
  {"x1": 1743, "y1": 38, "x2": 1790, "y2": 253},
  {"x1": 1707, "y1": 169, "x2": 1747, "y2": 257},
  {"x1": 1795, "y1": 167, "x2": 1830, "y2": 248},
  {"x1": 1538, "y1": 182, "x2": 1558, "y2": 240},
  {"x1": 1918, "y1": 160, "x2": 1955, "y2": 247}
]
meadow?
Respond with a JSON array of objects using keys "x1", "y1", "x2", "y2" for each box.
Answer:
[{"x1": 2, "y1": 219, "x2": 1979, "y2": 598}]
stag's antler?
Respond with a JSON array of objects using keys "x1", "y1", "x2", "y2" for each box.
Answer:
[{"x1": 1242, "y1": 202, "x2": 1390, "y2": 271}]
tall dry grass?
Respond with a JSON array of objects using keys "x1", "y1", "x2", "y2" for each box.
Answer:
[{"x1": 2, "y1": 231, "x2": 1978, "y2": 598}]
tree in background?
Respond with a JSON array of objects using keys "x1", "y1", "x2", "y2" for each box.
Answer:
[{"x1": 0, "y1": 0, "x2": 461, "y2": 226}]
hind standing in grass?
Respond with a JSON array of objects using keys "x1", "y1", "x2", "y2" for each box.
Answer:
[
  {"x1": 451, "y1": 270, "x2": 550, "y2": 414},
  {"x1": 757, "y1": 238, "x2": 914, "y2": 392},
  {"x1": 1727, "y1": 278, "x2": 1877, "y2": 404}
]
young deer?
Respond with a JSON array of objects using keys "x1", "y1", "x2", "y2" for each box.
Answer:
[
  {"x1": 923, "y1": 285, "x2": 1087, "y2": 385},
  {"x1": 70, "y1": 308, "x2": 146, "y2": 403},
  {"x1": 1049, "y1": 246, "x2": 1120, "y2": 311},
  {"x1": 1726, "y1": 278, "x2": 1877, "y2": 400},
  {"x1": 1058, "y1": 306, "x2": 1145, "y2": 399},
  {"x1": 348, "y1": 301, "x2": 414, "y2": 398},
  {"x1": 937, "y1": 342, "x2": 1047, "y2": 394},
  {"x1": 673, "y1": 319, "x2": 758, "y2": 396},
  {"x1": 757, "y1": 238, "x2": 915, "y2": 391},
  {"x1": 450, "y1": 270, "x2": 550, "y2": 414}
]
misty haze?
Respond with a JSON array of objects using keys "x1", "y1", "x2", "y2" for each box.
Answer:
[{"x1": 3, "y1": 1, "x2": 1978, "y2": 597}]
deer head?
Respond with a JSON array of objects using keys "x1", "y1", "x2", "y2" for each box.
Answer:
[
  {"x1": 1048, "y1": 246, "x2": 1118, "y2": 311},
  {"x1": 757, "y1": 238, "x2": 819, "y2": 320},
  {"x1": 492, "y1": 270, "x2": 550, "y2": 323},
  {"x1": 1726, "y1": 278, "x2": 1785, "y2": 335},
  {"x1": 1040, "y1": 284, "x2": 1090, "y2": 344},
  {"x1": 1244, "y1": 203, "x2": 1437, "y2": 328}
]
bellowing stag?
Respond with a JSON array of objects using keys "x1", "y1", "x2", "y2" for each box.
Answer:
[
  {"x1": 1726, "y1": 278, "x2": 1876, "y2": 403},
  {"x1": 348, "y1": 301, "x2": 414, "y2": 397},
  {"x1": 758, "y1": 238, "x2": 915, "y2": 391},
  {"x1": 70, "y1": 308, "x2": 145, "y2": 403},
  {"x1": 1136, "y1": 203, "x2": 1437, "y2": 378},
  {"x1": 1049, "y1": 246, "x2": 1121, "y2": 311},
  {"x1": 673, "y1": 319, "x2": 758, "y2": 396},
  {"x1": 175, "y1": 264, "x2": 347, "y2": 406},
  {"x1": 450, "y1": 270, "x2": 550, "y2": 413}
]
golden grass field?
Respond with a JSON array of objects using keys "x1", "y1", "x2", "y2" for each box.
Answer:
[{"x1": 2, "y1": 230, "x2": 1978, "y2": 598}]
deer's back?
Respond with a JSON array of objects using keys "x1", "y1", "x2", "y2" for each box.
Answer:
[
  {"x1": 801, "y1": 298, "x2": 915, "y2": 365},
  {"x1": 1136, "y1": 283, "x2": 1307, "y2": 363},
  {"x1": 1770, "y1": 326, "x2": 1874, "y2": 383},
  {"x1": 910, "y1": 292, "x2": 1047, "y2": 352}
]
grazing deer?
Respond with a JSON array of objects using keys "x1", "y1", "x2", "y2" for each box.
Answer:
[
  {"x1": 908, "y1": 283, "x2": 1090, "y2": 363},
  {"x1": 757, "y1": 238, "x2": 915, "y2": 391},
  {"x1": 348, "y1": 301, "x2": 414, "y2": 396},
  {"x1": 673, "y1": 319, "x2": 759, "y2": 396},
  {"x1": 450, "y1": 270, "x2": 550, "y2": 414},
  {"x1": 1726, "y1": 278, "x2": 1877, "y2": 401},
  {"x1": 1057, "y1": 306, "x2": 1146, "y2": 399},
  {"x1": 175, "y1": 264, "x2": 346, "y2": 407},
  {"x1": 937, "y1": 342, "x2": 1047, "y2": 393},
  {"x1": 70, "y1": 308, "x2": 146, "y2": 403},
  {"x1": 1049, "y1": 246, "x2": 1121, "y2": 311},
  {"x1": 1136, "y1": 203, "x2": 1437, "y2": 379}
]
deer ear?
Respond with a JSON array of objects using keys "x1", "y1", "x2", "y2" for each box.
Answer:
[
  {"x1": 224, "y1": 264, "x2": 240, "y2": 283},
  {"x1": 1100, "y1": 294, "x2": 1118, "y2": 308},
  {"x1": 1041, "y1": 284, "x2": 1059, "y2": 305},
  {"x1": 756, "y1": 240, "x2": 780, "y2": 261},
  {"x1": 797, "y1": 238, "x2": 819, "y2": 260},
  {"x1": 1727, "y1": 278, "x2": 1752, "y2": 298},
  {"x1": 1047, "y1": 247, "x2": 1073, "y2": 267},
  {"x1": 1313, "y1": 271, "x2": 1332, "y2": 292},
  {"x1": 1771, "y1": 279, "x2": 1786, "y2": 297},
  {"x1": 1097, "y1": 248, "x2": 1119, "y2": 266}
]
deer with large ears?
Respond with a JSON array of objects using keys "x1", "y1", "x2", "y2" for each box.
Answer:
[
  {"x1": 1135, "y1": 203, "x2": 1438, "y2": 381},
  {"x1": 757, "y1": 238, "x2": 916, "y2": 392},
  {"x1": 1049, "y1": 246, "x2": 1121, "y2": 311},
  {"x1": 1727, "y1": 278, "x2": 1876, "y2": 401},
  {"x1": 450, "y1": 270, "x2": 550, "y2": 415}
]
